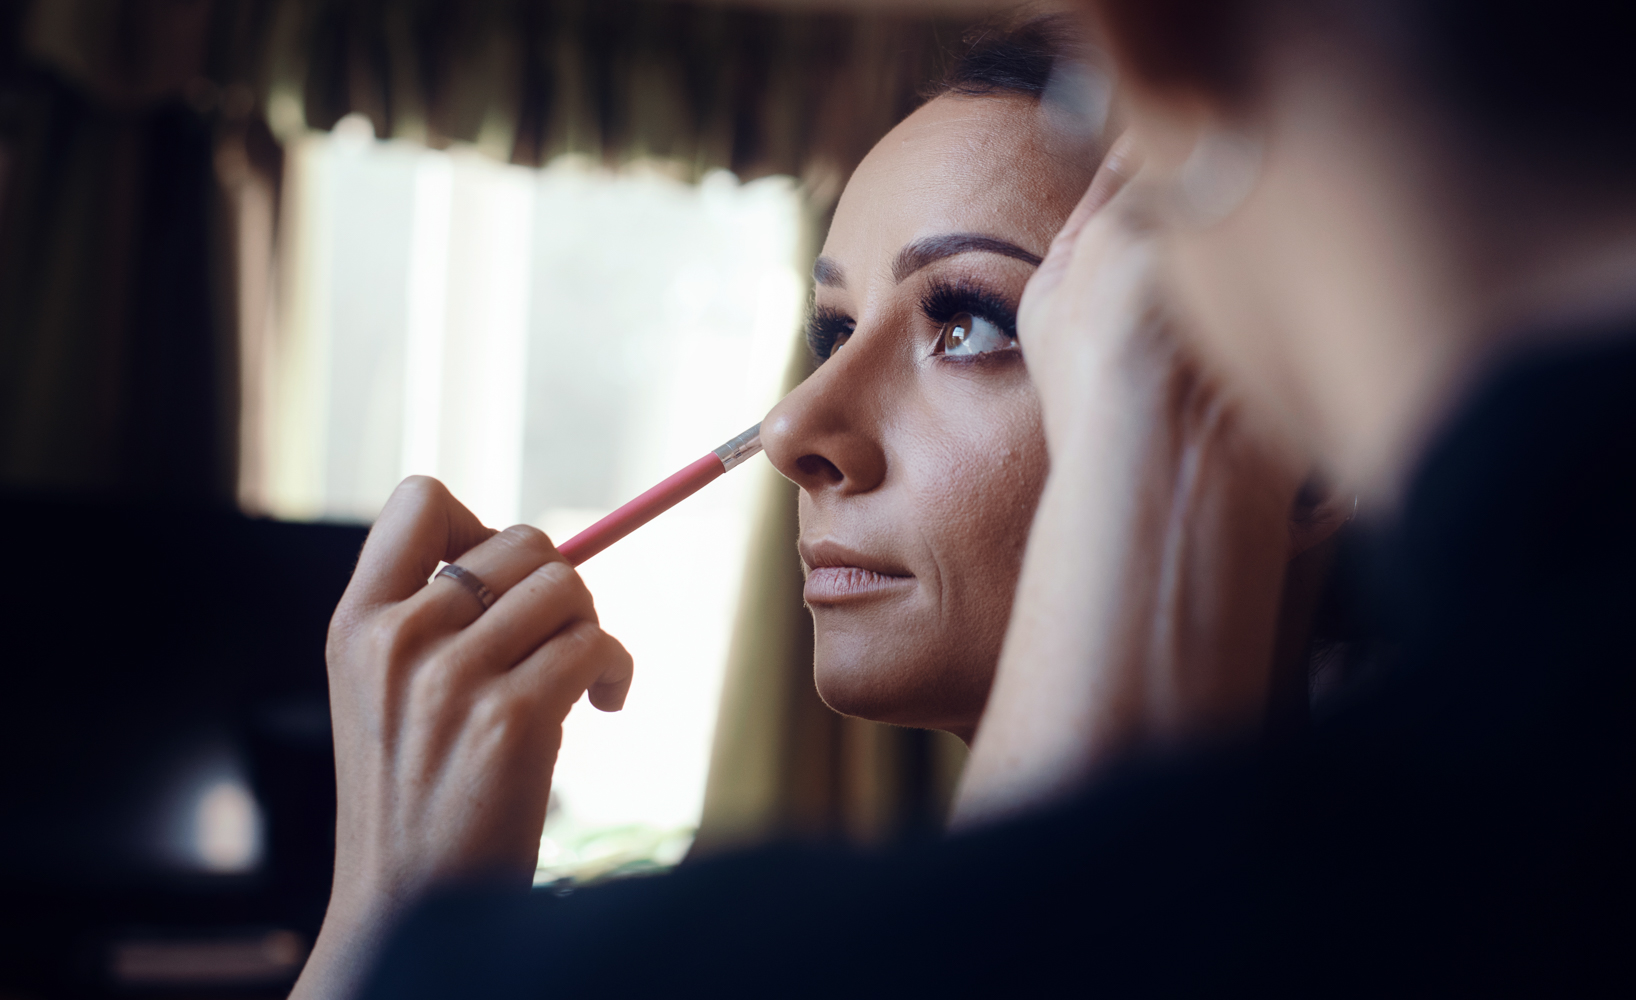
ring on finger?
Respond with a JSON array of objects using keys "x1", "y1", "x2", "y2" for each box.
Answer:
[{"x1": 435, "y1": 563, "x2": 496, "y2": 612}]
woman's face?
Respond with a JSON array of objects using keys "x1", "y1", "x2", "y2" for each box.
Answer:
[{"x1": 761, "y1": 93, "x2": 1097, "y2": 742}]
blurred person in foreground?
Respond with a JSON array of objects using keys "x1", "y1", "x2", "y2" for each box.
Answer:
[{"x1": 306, "y1": 0, "x2": 1634, "y2": 994}]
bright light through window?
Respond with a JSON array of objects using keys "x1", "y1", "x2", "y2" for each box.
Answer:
[{"x1": 254, "y1": 113, "x2": 807, "y2": 878}]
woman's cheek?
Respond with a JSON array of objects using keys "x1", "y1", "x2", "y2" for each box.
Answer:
[
  {"x1": 920, "y1": 386, "x2": 1048, "y2": 627},
  {"x1": 795, "y1": 489, "x2": 814, "y2": 538},
  {"x1": 803, "y1": 376, "x2": 1048, "y2": 732}
]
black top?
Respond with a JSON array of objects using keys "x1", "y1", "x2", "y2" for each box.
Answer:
[{"x1": 364, "y1": 327, "x2": 1636, "y2": 997}]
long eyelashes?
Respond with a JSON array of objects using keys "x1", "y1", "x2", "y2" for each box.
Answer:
[
  {"x1": 806, "y1": 306, "x2": 855, "y2": 361},
  {"x1": 919, "y1": 278, "x2": 1018, "y2": 344},
  {"x1": 805, "y1": 278, "x2": 1019, "y2": 362}
]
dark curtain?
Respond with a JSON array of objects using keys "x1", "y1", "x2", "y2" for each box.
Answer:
[{"x1": 0, "y1": 0, "x2": 241, "y2": 502}]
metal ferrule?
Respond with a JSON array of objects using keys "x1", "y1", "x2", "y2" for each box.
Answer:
[{"x1": 713, "y1": 423, "x2": 764, "y2": 472}]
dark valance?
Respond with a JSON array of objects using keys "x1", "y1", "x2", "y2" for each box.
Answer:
[
  {"x1": 28, "y1": 0, "x2": 973, "y2": 184},
  {"x1": 281, "y1": 1, "x2": 965, "y2": 191}
]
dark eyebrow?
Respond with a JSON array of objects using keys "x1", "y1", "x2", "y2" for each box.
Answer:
[
  {"x1": 891, "y1": 233, "x2": 1043, "y2": 284},
  {"x1": 813, "y1": 256, "x2": 845, "y2": 287}
]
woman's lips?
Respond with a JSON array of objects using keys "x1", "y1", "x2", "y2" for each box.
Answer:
[
  {"x1": 803, "y1": 566, "x2": 915, "y2": 604},
  {"x1": 800, "y1": 539, "x2": 914, "y2": 604}
]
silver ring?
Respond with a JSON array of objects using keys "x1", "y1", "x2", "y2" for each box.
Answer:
[{"x1": 435, "y1": 563, "x2": 495, "y2": 612}]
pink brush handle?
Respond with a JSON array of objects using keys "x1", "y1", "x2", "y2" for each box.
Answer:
[
  {"x1": 554, "y1": 423, "x2": 763, "y2": 567},
  {"x1": 556, "y1": 453, "x2": 724, "y2": 566}
]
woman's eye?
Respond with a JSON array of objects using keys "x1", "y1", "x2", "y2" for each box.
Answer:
[
  {"x1": 806, "y1": 309, "x2": 856, "y2": 362},
  {"x1": 938, "y1": 312, "x2": 1016, "y2": 356}
]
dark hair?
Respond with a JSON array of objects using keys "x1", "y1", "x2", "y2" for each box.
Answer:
[
  {"x1": 933, "y1": 13, "x2": 1089, "y2": 101},
  {"x1": 1093, "y1": 0, "x2": 1636, "y2": 171}
]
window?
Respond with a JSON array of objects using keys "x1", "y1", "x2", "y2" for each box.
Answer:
[{"x1": 249, "y1": 114, "x2": 807, "y2": 878}]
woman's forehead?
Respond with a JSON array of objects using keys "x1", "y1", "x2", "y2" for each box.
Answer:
[{"x1": 822, "y1": 93, "x2": 1094, "y2": 282}]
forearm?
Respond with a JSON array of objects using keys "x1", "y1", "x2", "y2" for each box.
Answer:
[
  {"x1": 953, "y1": 387, "x2": 1296, "y2": 828},
  {"x1": 291, "y1": 894, "x2": 391, "y2": 1000},
  {"x1": 953, "y1": 405, "x2": 1166, "y2": 826}
]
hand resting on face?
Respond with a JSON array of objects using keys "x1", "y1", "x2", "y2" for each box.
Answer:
[{"x1": 954, "y1": 138, "x2": 1316, "y2": 827}]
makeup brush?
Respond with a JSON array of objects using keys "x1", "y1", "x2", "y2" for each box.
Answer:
[{"x1": 556, "y1": 424, "x2": 764, "y2": 566}]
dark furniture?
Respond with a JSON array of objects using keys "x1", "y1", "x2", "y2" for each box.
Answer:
[{"x1": 0, "y1": 495, "x2": 364, "y2": 997}]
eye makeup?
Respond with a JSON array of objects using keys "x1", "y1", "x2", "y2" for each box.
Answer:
[
  {"x1": 919, "y1": 277, "x2": 1019, "y2": 356},
  {"x1": 806, "y1": 306, "x2": 855, "y2": 361},
  {"x1": 807, "y1": 276, "x2": 1021, "y2": 363}
]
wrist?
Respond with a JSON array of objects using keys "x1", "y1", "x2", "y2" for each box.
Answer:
[
  {"x1": 1041, "y1": 382, "x2": 1167, "y2": 492},
  {"x1": 290, "y1": 885, "x2": 401, "y2": 1000}
]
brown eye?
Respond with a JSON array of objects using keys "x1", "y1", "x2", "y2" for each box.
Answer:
[{"x1": 938, "y1": 312, "x2": 1015, "y2": 356}]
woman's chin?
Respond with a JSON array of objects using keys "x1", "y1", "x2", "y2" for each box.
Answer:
[
  {"x1": 812, "y1": 659, "x2": 902, "y2": 723},
  {"x1": 811, "y1": 626, "x2": 988, "y2": 735}
]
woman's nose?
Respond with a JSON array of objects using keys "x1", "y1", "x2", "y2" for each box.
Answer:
[{"x1": 761, "y1": 357, "x2": 888, "y2": 496}]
